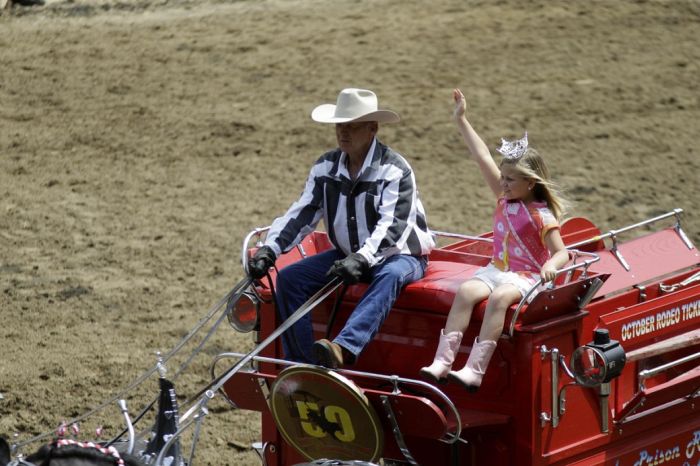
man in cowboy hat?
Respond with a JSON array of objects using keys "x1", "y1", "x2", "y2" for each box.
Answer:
[{"x1": 248, "y1": 88, "x2": 434, "y2": 368}]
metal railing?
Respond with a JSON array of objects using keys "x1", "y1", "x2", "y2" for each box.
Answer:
[
  {"x1": 210, "y1": 352, "x2": 463, "y2": 445},
  {"x1": 430, "y1": 230, "x2": 494, "y2": 244},
  {"x1": 241, "y1": 226, "x2": 271, "y2": 273},
  {"x1": 506, "y1": 249, "x2": 601, "y2": 337},
  {"x1": 567, "y1": 209, "x2": 693, "y2": 271},
  {"x1": 638, "y1": 351, "x2": 700, "y2": 391}
]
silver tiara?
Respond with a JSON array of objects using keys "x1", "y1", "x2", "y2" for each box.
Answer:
[{"x1": 497, "y1": 132, "x2": 528, "y2": 160}]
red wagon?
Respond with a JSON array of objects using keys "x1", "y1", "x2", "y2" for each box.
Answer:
[{"x1": 217, "y1": 209, "x2": 700, "y2": 466}]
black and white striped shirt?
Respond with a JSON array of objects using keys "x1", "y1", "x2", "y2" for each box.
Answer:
[{"x1": 265, "y1": 138, "x2": 434, "y2": 267}]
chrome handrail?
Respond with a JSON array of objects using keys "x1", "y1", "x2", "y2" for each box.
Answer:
[
  {"x1": 243, "y1": 209, "x2": 691, "y2": 278},
  {"x1": 506, "y1": 249, "x2": 601, "y2": 337},
  {"x1": 210, "y1": 352, "x2": 463, "y2": 445},
  {"x1": 241, "y1": 226, "x2": 271, "y2": 273},
  {"x1": 616, "y1": 351, "x2": 700, "y2": 426},
  {"x1": 638, "y1": 351, "x2": 700, "y2": 391},
  {"x1": 243, "y1": 227, "x2": 495, "y2": 270},
  {"x1": 242, "y1": 226, "x2": 313, "y2": 272},
  {"x1": 568, "y1": 208, "x2": 693, "y2": 251},
  {"x1": 430, "y1": 230, "x2": 494, "y2": 244}
]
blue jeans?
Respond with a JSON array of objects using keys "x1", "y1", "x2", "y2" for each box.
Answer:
[{"x1": 275, "y1": 249, "x2": 427, "y2": 364}]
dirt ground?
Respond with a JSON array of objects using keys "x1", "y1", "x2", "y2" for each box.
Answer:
[{"x1": 0, "y1": 0, "x2": 698, "y2": 464}]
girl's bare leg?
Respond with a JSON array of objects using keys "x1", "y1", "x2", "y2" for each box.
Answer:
[
  {"x1": 449, "y1": 284, "x2": 521, "y2": 390},
  {"x1": 479, "y1": 284, "x2": 522, "y2": 341},
  {"x1": 420, "y1": 279, "x2": 491, "y2": 382},
  {"x1": 444, "y1": 279, "x2": 492, "y2": 334}
]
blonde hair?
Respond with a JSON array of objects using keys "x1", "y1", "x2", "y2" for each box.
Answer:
[{"x1": 499, "y1": 147, "x2": 568, "y2": 220}]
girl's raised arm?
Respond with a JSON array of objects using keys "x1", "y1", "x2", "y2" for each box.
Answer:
[{"x1": 453, "y1": 88, "x2": 502, "y2": 197}]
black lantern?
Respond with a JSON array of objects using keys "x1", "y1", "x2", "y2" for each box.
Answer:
[{"x1": 570, "y1": 329, "x2": 626, "y2": 387}]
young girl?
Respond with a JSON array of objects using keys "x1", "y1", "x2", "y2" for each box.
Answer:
[{"x1": 420, "y1": 88, "x2": 570, "y2": 391}]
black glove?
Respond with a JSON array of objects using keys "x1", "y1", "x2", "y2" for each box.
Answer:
[
  {"x1": 248, "y1": 245, "x2": 276, "y2": 279},
  {"x1": 327, "y1": 253, "x2": 369, "y2": 285}
]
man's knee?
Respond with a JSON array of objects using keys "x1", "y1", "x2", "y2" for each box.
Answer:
[
  {"x1": 277, "y1": 261, "x2": 307, "y2": 289},
  {"x1": 375, "y1": 257, "x2": 420, "y2": 284},
  {"x1": 276, "y1": 265, "x2": 292, "y2": 287},
  {"x1": 376, "y1": 264, "x2": 404, "y2": 281}
]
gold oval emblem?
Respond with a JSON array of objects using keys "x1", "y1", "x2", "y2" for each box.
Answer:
[{"x1": 269, "y1": 365, "x2": 383, "y2": 462}]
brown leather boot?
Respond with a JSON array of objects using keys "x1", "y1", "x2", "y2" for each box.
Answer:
[{"x1": 313, "y1": 339, "x2": 344, "y2": 369}]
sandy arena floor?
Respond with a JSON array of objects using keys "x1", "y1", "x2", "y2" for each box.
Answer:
[{"x1": 1, "y1": 0, "x2": 698, "y2": 464}]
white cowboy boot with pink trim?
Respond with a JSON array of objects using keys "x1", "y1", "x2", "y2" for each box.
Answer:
[
  {"x1": 419, "y1": 329, "x2": 463, "y2": 383},
  {"x1": 448, "y1": 337, "x2": 497, "y2": 392}
]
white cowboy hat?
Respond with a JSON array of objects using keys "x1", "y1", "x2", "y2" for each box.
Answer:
[{"x1": 311, "y1": 88, "x2": 400, "y2": 124}]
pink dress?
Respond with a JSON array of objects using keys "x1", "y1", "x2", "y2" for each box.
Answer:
[{"x1": 491, "y1": 198, "x2": 559, "y2": 277}]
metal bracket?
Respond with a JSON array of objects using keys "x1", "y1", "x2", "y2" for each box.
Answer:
[
  {"x1": 258, "y1": 377, "x2": 271, "y2": 406},
  {"x1": 252, "y1": 441, "x2": 275, "y2": 466},
  {"x1": 539, "y1": 346, "x2": 561, "y2": 428},
  {"x1": 660, "y1": 270, "x2": 700, "y2": 293},
  {"x1": 598, "y1": 383, "x2": 611, "y2": 434},
  {"x1": 380, "y1": 395, "x2": 419, "y2": 466},
  {"x1": 577, "y1": 278, "x2": 604, "y2": 310},
  {"x1": 540, "y1": 345, "x2": 550, "y2": 360},
  {"x1": 389, "y1": 375, "x2": 402, "y2": 395},
  {"x1": 154, "y1": 398, "x2": 210, "y2": 466},
  {"x1": 634, "y1": 285, "x2": 647, "y2": 303},
  {"x1": 610, "y1": 232, "x2": 630, "y2": 271},
  {"x1": 117, "y1": 400, "x2": 135, "y2": 455},
  {"x1": 617, "y1": 397, "x2": 645, "y2": 426},
  {"x1": 549, "y1": 348, "x2": 561, "y2": 428},
  {"x1": 674, "y1": 208, "x2": 694, "y2": 250},
  {"x1": 559, "y1": 384, "x2": 570, "y2": 417},
  {"x1": 540, "y1": 345, "x2": 614, "y2": 434}
]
